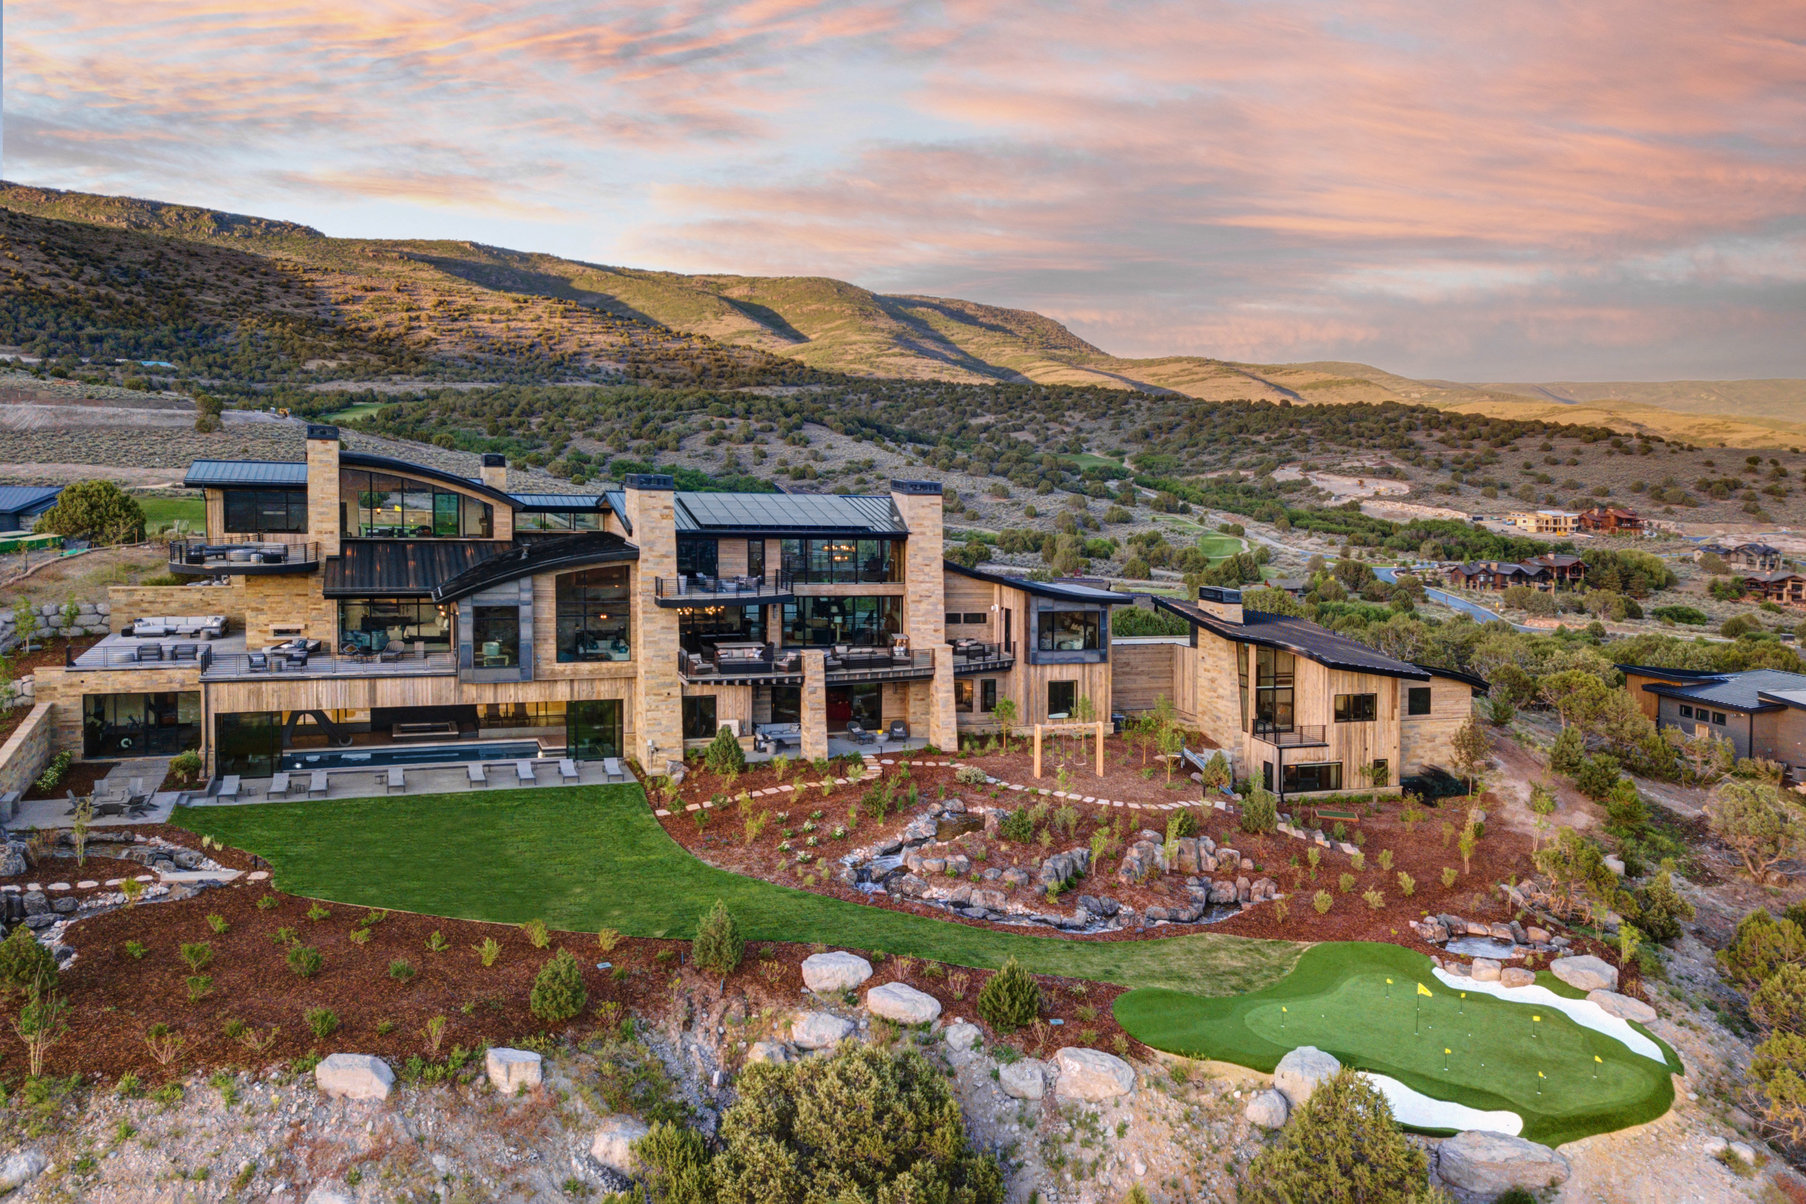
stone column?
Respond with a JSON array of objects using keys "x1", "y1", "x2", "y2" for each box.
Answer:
[
  {"x1": 927, "y1": 647, "x2": 957, "y2": 752},
  {"x1": 889, "y1": 481, "x2": 946, "y2": 652},
  {"x1": 305, "y1": 424, "x2": 342, "y2": 558},
  {"x1": 801, "y1": 649, "x2": 828, "y2": 762},
  {"x1": 622, "y1": 475, "x2": 684, "y2": 772}
]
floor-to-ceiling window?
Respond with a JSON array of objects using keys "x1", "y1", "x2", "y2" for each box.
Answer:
[
  {"x1": 826, "y1": 684, "x2": 881, "y2": 731},
  {"x1": 472, "y1": 606, "x2": 521, "y2": 667},
  {"x1": 567, "y1": 700, "x2": 623, "y2": 761},
  {"x1": 337, "y1": 599, "x2": 452, "y2": 654},
  {"x1": 85, "y1": 692, "x2": 201, "y2": 758},
  {"x1": 555, "y1": 567, "x2": 631, "y2": 661},
  {"x1": 781, "y1": 596, "x2": 901, "y2": 646},
  {"x1": 1253, "y1": 647, "x2": 1296, "y2": 734},
  {"x1": 682, "y1": 696, "x2": 720, "y2": 742},
  {"x1": 339, "y1": 469, "x2": 492, "y2": 538},
  {"x1": 214, "y1": 711, "x2": 281, "y2": 777},
  {"x1": 678, "y1": 606, "x2": 764, "y2": 653}
]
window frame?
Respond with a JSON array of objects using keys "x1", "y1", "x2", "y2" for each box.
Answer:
[
  {"x1": 682, "y1": 695, "x2": 720, "y2": 742},
  {"x1": 1407, "y1": 686, "x2": 1433, "y2": 716},
  {"x1": 1334, "y1": 692, "x2": 1378, "y2": 723},
  {"x1": 1047, "y1": 679, "x2": 1077, "y2": 718},
  {"x1": 555, "y1": 566, "x2": 632, "y2": 663},
  {"x1": 222, "y1": 488, "x2": 308, "y2": 535}
]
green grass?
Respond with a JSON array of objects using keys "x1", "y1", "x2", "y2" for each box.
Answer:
[
  {"x1": 172, "y1": 786, "x2": 1301, "y2": 996},
  {"x1": 1193, "y1": 532, "x2": 1245, "y2": 561},
  {"x1": 1060, "y1": 453, "x2": 1125, "y2": 472},
  {"x1": 133, "y1": 494, "x2": 204, "y2": 535},
  {"x1": 1113, "y1": 942, "x2": 1679, "y2": 1146},
  {"x1": 318, "y1": 400, "x2": 390, "y2": 423}
]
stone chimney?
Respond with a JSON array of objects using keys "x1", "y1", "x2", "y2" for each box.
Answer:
[
  {"x1": 622, "y1": 474, "x2": 683, "y2": 770},
  {"x1": 1196, "y1": 585, "x2": 1244, "y2": 625},
  {"x1": 305, "y1": 424, "x2": 342, "y2": 557},
  {"x1": 889, "y1": 480, "x2": 945, "y2": 650},
  {"x1": 480, "y1": 453, "x2": 508, "y2": 492}
]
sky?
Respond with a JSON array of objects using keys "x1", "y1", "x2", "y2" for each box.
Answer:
[{"x1": 5, "y1": 0, "x2": 1805, "y2": 381}]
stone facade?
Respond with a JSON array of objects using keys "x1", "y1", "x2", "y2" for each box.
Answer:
[
  {"x1": 240, "y1": 572, "x2": 338, "y2": 649},
  {"x1": 32, "y1": 664, "x2": 205, "y2": 757},
  {"x1": 108, "y1": 583, "x2": 245, "y2": 634},
  {"x1": 306, "y1": 430, "x2": 342, "y2": 558},
  {"x1": 622, "y1": 478, "x2": 683, "y2": 768},
  {"x1": 1398, "y1": 674, "x2": 1476, "y2": 775},
  {"x1": 0, "y1": 703, "x2": 53, "y2": 799},
  {"x1": 801, "y1": 650, "x2": 828, "y2": 761}
]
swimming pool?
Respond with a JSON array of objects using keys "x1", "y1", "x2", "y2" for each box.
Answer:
[{"x1": 280, "y1": 740, "x2": 544, "y2": 771}]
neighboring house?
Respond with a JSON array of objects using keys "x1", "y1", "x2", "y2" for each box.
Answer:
[
  {"x1": 1508, "y1": 510, "x2": 1579, "y2": 536},
  {"x1": 940, "y1": 563, "x2": 1130, "y2": 731},
  {"x1": 1136, "y1": 587, "x2": 1485, "y2": 799},
  {"x1": 0, "y1": 485, "x2": 65, "y2": 532},
  {"x1": 32, "y1": 425, "x2": 960, "y2": 773},
  {"x1": 1623, "y1": 665, "x2": 1806, "y2": 770},
  {"x1": 1577, "y1": 507, "x2": 1643, "y2": 534},
  {"x1": 1445, "y1": 557, "x2": 1586, "y2": 592},
  {"x1": 1526, "y1": 553, "x2": 1587, "y2": 588},
  {"x1": 1739, "y1": 571, "x2": 1806, "y2": 607},
  {"x1": 1697, "y1": 541, "x2": 1784, "y2": 571}
]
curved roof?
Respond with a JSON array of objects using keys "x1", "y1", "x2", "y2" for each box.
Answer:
[
  {"x1": 430, "y1": 531, "x2": 638, "y2": 603},
  {"x1": 945, "y1": 561, "x2": 1130, "y2": 604},
  {"x1": 339, "y1": 451, "x2": 517, "y2": 507}
]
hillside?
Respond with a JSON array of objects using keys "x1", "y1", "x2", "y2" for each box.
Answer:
[{"x1": 2, "y1": 182, "x2": 1803, "y2": 448}]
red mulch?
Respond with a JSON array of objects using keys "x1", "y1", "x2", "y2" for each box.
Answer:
[
  {"x1": 25, "y1": 760, "x2": 119, "y2": 801},
  {"x1": 2, "y1": 853, "x2": 146, "y2": 890},
  {"x1": 954, "y1": 737, "x2": 1220, "y2": 808},
  {"x1": 7, "y1": 635, "x2": 103, "y2": 678}
]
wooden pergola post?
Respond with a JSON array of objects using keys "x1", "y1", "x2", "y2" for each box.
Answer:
[
  {"x1": 1032, "y1": 724, "x2": 1043, "y2": 778},
  {"x1": 1096, "y1": 720, "x2": 1107, "y2": 777}
]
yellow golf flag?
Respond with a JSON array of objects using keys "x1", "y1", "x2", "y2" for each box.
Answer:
[
  {"x1": 1532, "y1": 1014, "x2": 1541, "y2": 1023},
  {"x1": 1537, "y1": 1070, "x2": 1546, "y2": 1079},
  {"x1": 1417, "y1": 982, "x2": 1433, "y2": 998},
  {"x1": 1594, "y1": 1055, "x2": 1603, "y2": 1064},
  {"x1": 1386, "y1": 977, "x2": 1393, "y2": 985},
  {"x1": 1443, "y1": 1048, "x2": 1451, "y2": 1055},
  {"x1": 1281, "y1": 1006, "x2": 1288, "y2": 1014}
]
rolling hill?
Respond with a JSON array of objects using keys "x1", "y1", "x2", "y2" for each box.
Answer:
[{"x1": 2, "y1": 182, "x2": 1801, "y2": 446}]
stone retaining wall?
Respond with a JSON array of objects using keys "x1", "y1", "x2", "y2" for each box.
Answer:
[{"x1": 0, "y1": 703, "x2": 54, "y2": 801}]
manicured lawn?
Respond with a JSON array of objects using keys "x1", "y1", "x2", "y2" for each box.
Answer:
[
  {"x1": 318, "y1": 400, "x2": 390, "y2": 423},
  {"x1": 134, "y1": 494, "x2": 205, "y2": 536},
  {"x1": 1114, "y1": 942, "x2": 1679, "y2": 1146},
  {"x1": 1192, "y1": 532, "x2": 1245, "y2": 561},
  {"x1": 172, "y1": 786, "x2": 1302, "y2": 996}
]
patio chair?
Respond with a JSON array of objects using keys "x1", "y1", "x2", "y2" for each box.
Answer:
[
  {"x1": 93, "y1": 801, "x2": 128, "y2": 819},
  {"x1": 886, "y1": 720, "x2": 909, "y2": 743},
  {"x1": 378, "y1": 642, "x2": 405, "y2": 663},
  {"x1": 308, "y1": 770, "x2": 329, "y2": 799},
  {"x1": 169, "y1": 643, "x2": 199, "y2": 662},
  {"x1": 558, "y1": 758, "x2": 580, "y2": 783},
  {"x1": 269, "y1": 772, "x2": 291, "y2": 798},
  {"x1": 129, "y1": 777, "x2": 146, "y2": 798},
  {"x1": 603, "y1": 757, "x2": 625, "y2": 783},
  {"x1": 135, "y1": 643, "x2": 164, "y2": 663},
  {"x1": 385, "y1": 766, "x2": 406, "y2": 794},
  {"x1": 845, "y1": 722, "x2": 875, "y2": 745},
  {"x1": 217, "y1": 775, "x2": 241, "y2": 802},
  {"x1": 247, "y1": 651, "x2": 270, "y2": 672},
  {"x1": 515, "y1": 760, "x2": 537, "y2": 784},
  {"x1": 467, "y1": 763, "x2": 488, "y2": 789}
]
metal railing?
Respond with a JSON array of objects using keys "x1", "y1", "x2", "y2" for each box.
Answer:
[
  {"x1": 72, "y1": 642, "x2": 220, "y2": 670},
  {"x1": 169, "y1": 539, "x2": 319, "y2": 571},
  {"x1": 201, "y1": 650, "x2": 458, "y2": 680},
  {"x1": 952, "y1": 640, "x2": 1015, "y2": 673},
  {"x1": 677, "y1": 645, "x2": 803, "y2": 681},
  {"x1": 1250, "y1": 723, "x2": 1328, "y2": 747},
  {"x1": 654, "y1": 570, "x2": 792, "y2": 602}
]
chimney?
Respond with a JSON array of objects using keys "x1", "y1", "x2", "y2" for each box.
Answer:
[
  {"x1": 305, "y1": 424, "x2": 342, "y2": 557},
  {"x1": 480, "y1": 453, "x2": 508, "y2": 492},
  {"x1": 1196, "y1": 585, "x2": 1244, "y2": 625}
]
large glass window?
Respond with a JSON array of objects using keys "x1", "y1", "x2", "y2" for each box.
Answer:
[
  {"x1": 85, "y1": 692, "x2": 201, "y2": 758},
  {"x1": 222, "y1": 489, "x2": 307, "y2": 535},
  {"x1": 781, "y1": 596, "x2": 902, "y2": 646},
  {"x1": 1254, "y1": 647, "x2": 1295, "y2": 734},
  {"x1": 337, "y1": 599, "x2": 451, "y2": 654},
  {"x1": 1334, "y1": 693, "x2": 1378, "y2": 723},
  {"x1": 827, "y1": 684, "x2": 882, "y2": 731},
  {"x1": 1407, "y1": 687, "x2": 1432, "y2": 716},
  {"x1": 567, "y1": 700, "x2": 623, "y2": 761},
  {"x1": 955, "y1": 679, "x2": 999, "y2": 714},
  {"x1": 472, "y1": 606, "x2": 521, "y2": 668},
  {"x1": 518, "y1": 510, "x2": 603, "y2": 533},
  {"x1": 679, "y1": 606, "x2": 763, "y2": 654},
  {"x1": 1282, "y1": 762, "x2": 1343, "y2": 793},
  {"x1": 682, "y1": 696, "x2": 720, "y2": 742},
  {"x1": 677, "y1": 538, "x2": 718, "y2": 579},
  {"x1": 1038, "y1": 609, "x2": 1102, "y2": 653},
  {"x1": 555, "y1": 567, "x2": 631, "y2": 662},
  {"x1": 339, "y1": 469, "x2": 492, "y2": 538},
  {"x1": 1047, "y1": 680, "x2": 1077, "y2": 718},
  {"x1": 214, "y1": 711, "x2": 281, "y2": 778},
  {"x1": 779, "y1": 538, "x2": 900, "y2": 584}
]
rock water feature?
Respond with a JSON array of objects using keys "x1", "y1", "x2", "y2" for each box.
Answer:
[
  {"x1": 839, "y1": 797, "x2": 1270, "y2": 932},
  {"x1": 1411, "y1": 912, "x2": 1571, "y2": 971}
]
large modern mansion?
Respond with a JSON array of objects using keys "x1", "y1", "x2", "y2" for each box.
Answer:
[{"x1": 29, "y1": 426, "x2": 1484, "y2": 797}]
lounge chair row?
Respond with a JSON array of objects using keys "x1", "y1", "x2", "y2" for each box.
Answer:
[{"x1": 213, "y1": 758, "x2": 632, "y2": 800}]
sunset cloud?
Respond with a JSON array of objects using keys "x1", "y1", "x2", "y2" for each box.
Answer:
[{"x1": 6, "y1": 0, "x2": 1803, "y2": 377}]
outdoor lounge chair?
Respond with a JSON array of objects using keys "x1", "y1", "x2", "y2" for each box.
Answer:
[
  {"x1": 385, "y1": 767, "x2": 406, "y2": 794},
  {"x1": 308, "y1": 770, "x2": 328, "y2": 798},
  {"x1": 247, "y1": 652, "x2": 270, "y2": 672},
  {"x1": 467, "y1": 763, "x2": 487, "y2": 788},
  {"x1": 845, "y1": 722, "x2": 875, "y2": 745},
  {"x1": 378, "y1": 642, "x2": 405, "y2": 663},
  {"x1": 134, "y1": 643, "x2": 164, "y2": 662},
  {"x1": 93, "y1": 801, "x2": 127, "y2": 818},
  {"x1": 217, "y1": 775, "x2": 241, "y2": 802},
  {"x1": 558, "y1": 758, "x2": 580, "y2": 783},
  {"x1": 515, "y1": 760, "x2": 537, "y2": 784},
  {"x1": 268, "y1": 772, "x2": 291, "y2": 798},
  {"x1": 603, "y1": 757, "x2": 625, "y2": 783},
  {"x1": 886, "y1": 720, "x2": 909, "y2": 743}
]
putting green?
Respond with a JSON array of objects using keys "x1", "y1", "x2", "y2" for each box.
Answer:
[{"x1": 1113, "y1": 942, "x2": 1680, "y2": 1146}]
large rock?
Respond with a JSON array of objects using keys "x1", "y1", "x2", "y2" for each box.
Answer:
[
  {"x1": 0, "y1": 844, "x2": 27, "y2": 878},
  {"x1": 802, "y1": 951, "x2": 873, "y2": 994},
  {"x1": 746, "y1": 1041, "x2": 790, "y2": 1066},
  {"x1": 314, "y1": 1053, "x2": 393, "y2": 1102},
  {"x1": 1588, "y1": 989, "x2": 1657, "y2": 1024},
  {"x1": 1437, "y1": 1130, "x2": 1571, "y2": 1194},
  {"x1": 866, "y1": 982, "x2": 942, "y2": 1025},
  {"x1": 485, "y1": 1047, "x2": 542, "y2": 1094},
  {"x1": 592, "y1": 1115, "x2": 650, "y2": 1172},
  {"x1": 1500, "y1": 967, "x2": 1535, "y2": 989},
  {"x1": 1245, "y1": 1089, "x2": 1289, "y2": 1130},
  {"x1": 1470, "y1": 958, "x2": 1502, "y2": 982},
  {"x1": 1551, "y1": 955, "x2": 1618, "y2": 992},
  {"x1": 1273, "y1": 1046, "x2": 1341, "y2": 1109},
  {"x1": 999, "y1": 1059, "x2": 1048, "y2": 1100},
  {"x1": 1053, "y1": 1047, "x2": 1135, "y2": 1101},
  {"x1": 791, "y1": 1011, "x2": 854, "y2": 1050},
  {"x1": 944, "y1": 1021, "x2": 982, "y2": 1052},
  {"x1": 0, "y1": 1150, "x2": 47, "y2": 1194}
]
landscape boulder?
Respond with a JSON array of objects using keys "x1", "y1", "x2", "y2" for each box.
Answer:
[
  {"x1": 1436, "y1": 1130, "x2": 1571, "y2": 1195},
  {"x1": 1244, "y1": 1089, "x2": 1289, "y2": 1130},
  {"x1": 866, "y1": 982, "x2": 943, "y2": 1026},
  {"x1": 1469, "y1": 958, "x2": 1502, "y2": 982},
  {"x1": 790, "y1": 1011, "x2": 854, "y2": 1050},
  {"x1": 1587, "y1": 989, "x2": 1657, "y2": 1024},
  {"x1": 1551, "y1": 955, "x2": 1618, "y2": 993},
  {"x1": 1273, "y1": 1046, "x2": 1340, "y2": 1109},
  {"x1": 592, "y1": 1115, "x2": 650, "y2": 1172},
  {"x1": 314, "y1": 1053, "x2": 393, "y2": 1102},
  {"x1": 999, "y1": 1059, "x2": 1048, "y2": 1100},
  {"x1": 1500, "y1": 967, "x2": 1535, "y2": 989},
  {"x1": 485, "y1": 1047, "x2": 542, "y2": 1094},
  {"x1": 1053, "y1": 1047, "x2": 1136, "y2": 1101},
  {"x1": 802, "y1": 951, "x2": 873, "y2": 994},
  {"x1": 0, "y1": 844, "x2": 27, "y2": 878},
  {"x1": 0, "y1": 1150, "x2": 47, "y2": 1195},
  {"x1": 746, "y1": 1041, "x2": 790, "y2": 1065},
  {"x1": 303, "y1": 1187, "x2": 354, "y2": 1204},
  {"x1": 944, "y1": 1021, "x2": 981, "y2": 1052}
]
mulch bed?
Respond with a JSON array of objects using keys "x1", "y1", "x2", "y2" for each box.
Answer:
[
  {"x1": 3, "y1": 853, "x2": 147, "y2": 890},
  {"x1": 24, "y1": 760, "x2": 119, "y2": 801},
  {"x1": 7, "y1": 635, "x2": 103, "y2": 679}
]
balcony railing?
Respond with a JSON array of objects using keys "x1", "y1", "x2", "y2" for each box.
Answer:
[
  {"x1": 654, "y1": 571, "x2": 794, "y2": 607},
  {"x1": 952, "y1": 640, "x2": 1015, "y2": 674},
  {"x1": 202, "y1": 649, "x2": 457, "y2": 681},
  {"x1": 169, "y1": 538, "x2": 319, "y2": 574},
  {"x1": 1250, "y1": 723, "x2": 1328, "y2": 748},
  {"x1": 676, "y1": 644, "x2": 938, "y2": 683}
]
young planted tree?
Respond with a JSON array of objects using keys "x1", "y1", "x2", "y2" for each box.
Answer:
[
  {"x1": 1450, "y1": 715, "x2": 1490, "y2": 795},
  {"x1": 692, "y1": 899, "x2": 745, "y2": 977},
  {"x1": 1243, "y1": 1069, "x2": 1445, "y2": 1204},
  {"x1": 992, "y1": 696, "x2": 1018, "y2": 753}
]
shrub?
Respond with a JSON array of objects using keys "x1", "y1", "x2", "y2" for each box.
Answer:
[
  {"x1": 712, "y1": 1043, "x2": 1004, "y2": 1204},
  {"x1": 955, "y1": 764, "x2": 988, "y2": 785},
  {"x1": 286, "y1": 945, "x2": 323, "y2": 979},
  {"x1": 1549, "y1": 724, "x2": 1587, "y2": 775},
  {"x1": 305, "y1": 1007, "x2": 340, "y2": 1039},
  {"x1": 1719, "y1": 908, "x2": 1806, "y2": 993},
  {"x1": 596, "y1": 928, "x2": 622, "y2": 954},
  {"x1": 167, "y1": 749, "x2": 204, "y2": 785},
  {"x1": 1441, "y1": 866, "x2": 1458, "y2": 888},
  {"x1": 997, "y1": 808, "x2": 1035, "y2": 843},
  {"x1": 474, "y1": 937, "x2": 502, "y2": 967},
  {"x1": 1338, "y1": 872, "x2": 1356, "y2": 893},
  {"x1": 1396, "y1": 871, "x2": 1416, "y2": 897},
  {"x1": 305, "y1": 902, "x2": 331, "y2": 922},
  {"x1": 33, "y1": 479, "x2": 145, "y2": 541},
  {"x1": 1708, "y1": 778, "x2": 1806, "y2": 881},
  {"x1": 1628, "y1": 861, "x2": 1694, "y2": 943},
  {"x1": 704, "y1": 725, "x2": 747, "y2": 775},
  {"x1": 389, "y1": 959, "x2": 416, "y2": 983},
  {"x1": 34, "y1": 750, "x2": 74, "y2": 793},
  {"x1": 179, "y1": 942, "x2": 214, "y2": 973},
  {"x1": 0, "y1": 925, "x2": 58, "y2": 998},
  {"x1": 1243, "y1": 1069, "x2": 1432, "y2": 1204},
  {"x1": 425, "y1": 931, "x2": 450, "y2": 953},
  {"x1": 976, "y1": 957, "x2": 1042, "y2": 1033},
  {"x1": 692, "y1": 899, "x2": 746, "y2": 977},
  {"x1": 1573, "y1": 755, "x2": 1622, "y2": 800},
  {"x1": 521, "y1": 918, "x2": 550, "y2": 949},
  {"x1": 205, "y1": 914, "x2": 229, "y2": 936},
  {"x1": 1239, "y1": 787, "x2": 1278, "y2": 835},
  {"x1": 1362, "y1": 888, "x2": 1385, "y2": 910},
  {"x1": 529, "y1": 948, "x2": 588, "y2": 1023},
  {"x1": 633, "y1": 1121, "x2": 715, "y2": 1203},
  {"x1": 185, "y1": 974, "x2": 213, "y2": 1002},
  {"x1": 1312, "y1": 891, "x2": 1333, "y2": 915},
  {"x1": 1377, "y1": 848, "x2": 1394, "y2": 871}
]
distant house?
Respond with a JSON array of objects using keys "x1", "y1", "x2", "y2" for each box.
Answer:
[
  {"x1": 0, "y1": 485, "x2": 64, "y2": 533},
  {"x1": 1740, "y1": 570, "x2": 1806, "y2": 607},
  {"x1": 1445, "y1": 556, "x2": 1585, "y2": 592},
  {"x1": 1526, "y1": 553, "x2": 1587, "y2": 588},
  {"x1": 1578, "y1": 507, "x2": 1642, "y2": 534},
  {"x1": 1621, "y1": 665, "x2": 1806, "y2": 771},
  {"x1": 1508, "y1": 510, "x2": 1579, "y2": 536},
  {"x1": 1698, "y1": 541, "x2": 1784, "y2": 571}
]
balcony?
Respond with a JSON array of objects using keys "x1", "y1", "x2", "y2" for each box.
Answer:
[
  {"x1": 169, "y1": 538, "x2": 319, "y2": 575},
  {"x1": 203, "y1": 646, "x2": 457, "y2": 682},
  {"x1": 1250, "y1": 723, "x2": 1328, "y2": 748},
  {"x1": 676, "y1": 644, "x2": 937, "y2": 684},
  {"x1": 952, "y1": 639, "x2": 1015, "y2": 674},
  {"x1": 654, "y1": 571, "x2": 794, "y2": 608}
]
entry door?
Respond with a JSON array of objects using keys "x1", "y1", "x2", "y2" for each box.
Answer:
[{"x1": 747, "y1": 539, "x2": 765, "y2": 581}]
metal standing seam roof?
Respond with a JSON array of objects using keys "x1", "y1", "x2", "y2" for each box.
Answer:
[
  {"x1": 183, "y1": 460, "x2": 310, "y2": 488},
  {"x1": 430, "y1": 531, "x2": 639, "y2": 603},
  {"x1": 508, "y1": 492, "x2": 608, "y2": 511},
  {"x1": 323, "y1": 541, "x2": 510, "y2": 597},
  {"x1": 1642, "y1": 668, "x2": 1806, "y2": 712},
  {"x1": 1155, "y1": 596, "x2": 1461, "y2": 682},
  {"x1": 944, "y1": 561, "x2": 1131, "y2": 604},
  {"x1": 0, "y1": 485, "x2": 64, "y2": 513},
  {"x1": 671, "y1": 491, "x2": 907, "y2": 535}
]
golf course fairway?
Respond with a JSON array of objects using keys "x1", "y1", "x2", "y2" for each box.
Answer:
[{"x1": 1113, "y1": 942, "x2": 1680, "y2": 1146}]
